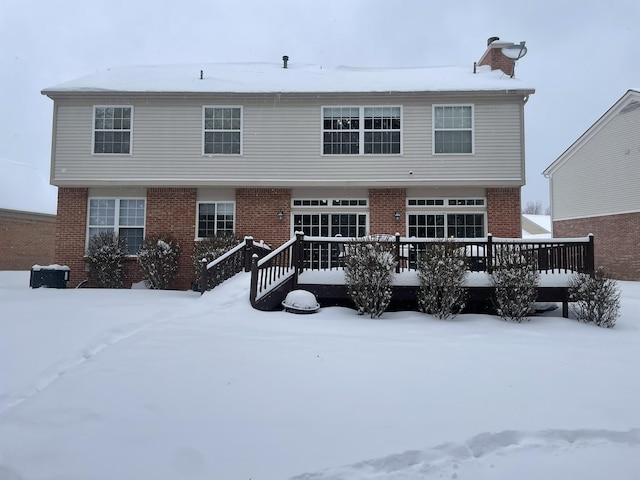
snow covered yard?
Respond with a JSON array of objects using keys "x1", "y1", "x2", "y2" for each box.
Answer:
[{"x1": 1, "y1": 271, "x2": 639, "y2": 479}]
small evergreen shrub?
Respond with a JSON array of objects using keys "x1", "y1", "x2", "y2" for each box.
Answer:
[
  {"x1": 137, "y1": 234, "x2": 181, "y2": 290},
  {"x1": 344, "y1": 238, "x2": 397, "y2": 318},
  {"x1": 568, "y1": 267, "x2": 620, "y2": 328},
  {"x1": 86, "y1": 231, "x2": 128, "y2": 288},
  {"x1": 491, "y1": 246, "x2": 539, "y2": 322},
  {"x1": 192, "y1": 234, "x2": 242, "y2": 289},
  {"x1": 416, "y1": 241, "x2": 468, "y2": 319}
]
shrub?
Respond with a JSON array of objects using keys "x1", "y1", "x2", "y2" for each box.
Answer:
[
  {"x1": 344, "y1": 238, "x2": 397, "y2": 318},
  {"x1": 568, "y1": 267, "x2": 620, "y2": 328},
  {"x1": 192, "y1": 234, "x2": 242, "y2": 289},
  {"x1": 86, "y1": 231, "x2": 128, "y2": 288},
  {"x1": 416, "y1": 241, "x2": 468, "y2": 319},
  {"x1": 490, "y1": 245, "x2": 539, "y2": 322},
  {"x1": 137, "y1": 234, "x2": 181, "y2": 289}
]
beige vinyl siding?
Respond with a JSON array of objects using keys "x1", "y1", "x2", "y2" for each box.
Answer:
[
  {"x1": 551, "y1": 106, "x2": 640, "y2": 220},
  {"x1": 51, "y1": 93, "x2": 525, "y2": 187}
]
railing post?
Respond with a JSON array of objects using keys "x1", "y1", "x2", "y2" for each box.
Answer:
[
  {"x1": 199, "y1": 257, "x2": 208, "y2": 295},
  {"x1": 395, "y1": 232, "x2": 401, "y2": 273},
  {"x1": 250, "y1": 253, "x2": 259, "y2": 307},
  {"x1": 244, "y1": 236, "x2": 254, "y2": 272},
  {"x1": 587, "y1": 233, "x2": 595, "y2": 276},
  {"x1": 486, "y1": 233, "x2": 493, "y2": 274},
  {"x1": 293, "y1": 231, "x2": 305, "y2": 288}
]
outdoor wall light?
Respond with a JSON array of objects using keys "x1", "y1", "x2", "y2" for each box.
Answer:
[
  {"x1": 277, "y1": 210, "x2": 284, "y2": 221},
  {"x1": 394, "y1": 211, "x2": 401, "y2": 221}
]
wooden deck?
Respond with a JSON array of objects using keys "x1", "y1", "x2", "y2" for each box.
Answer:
[{"x1": 201, "y1": 233, "x2": 595, "y2": 318}]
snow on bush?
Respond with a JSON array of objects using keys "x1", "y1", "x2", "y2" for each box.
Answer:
[
  {"x1": 490, "y1": 245, "x2": 539, "y2": 322},
  {"x1": 568, "y1": 267, "x2": 620, "y2": 328},
  {"x1": 416, "y1": 241, "x2": 468, "y2": 319},
  {"x1": 192, "y1": 235, "x2": 242, "y2": 289},
  {"x1": 86, "y1": 231, "x2": 128, "y2": 288},
  {"x1": 344, "y1": 238, "x2": 397, "y2": 318},
  {"x1": 137, "y1": 234, "x2": 181, "y2": 290}
]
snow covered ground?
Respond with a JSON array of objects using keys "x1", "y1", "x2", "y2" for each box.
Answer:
[{"x1": 1, "y1": 270, "x2": 639, "y2": 479}]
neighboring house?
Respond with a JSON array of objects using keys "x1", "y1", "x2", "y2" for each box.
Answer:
[
  {"x1": 544, "y1": 89, "x2": 640, "y2": 281},
  {"x1": 41, "y1": 37, "x2": 534, "y2": 289},
  {"x1": 0, "y1": 158, "x2": 57, "y2": 270},
  {"x1": 521, "y1": 214, "x2": 551, "y2": 238}
]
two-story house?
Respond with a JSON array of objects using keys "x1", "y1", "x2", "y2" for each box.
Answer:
[{"x1": 42, "y1": 37, "x2": 534, "y2": 289}]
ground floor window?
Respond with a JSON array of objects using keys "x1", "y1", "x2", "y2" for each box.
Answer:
[
  {"x1": 408, "y1": 213, "x2": 485, "y2": 238},
  {"x1": 88, "y1": 198, "x2": 145, "y2": 254},
  {"x1": 197, "y1": 202, "x2": 235, "y2": 238},
  {"x1": 293, "y1": 213, "x2": 367, "y2": 269}
]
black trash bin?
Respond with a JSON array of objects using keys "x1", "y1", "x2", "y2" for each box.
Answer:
[{"x1": 30, "y1": 265, "x2": 70, "y2": 289}]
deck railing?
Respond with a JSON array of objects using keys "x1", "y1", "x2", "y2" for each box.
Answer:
[
  {"x1": 200, "y1": 236, "x2": 270, "y2": 294},
  {"x1": 250, "y1": 232, "x2": 595, "y2": 305}
]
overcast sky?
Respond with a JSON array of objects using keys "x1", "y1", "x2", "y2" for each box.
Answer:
[{"x1": 1, "y1": 0, "x2": 638, "y2": 210}]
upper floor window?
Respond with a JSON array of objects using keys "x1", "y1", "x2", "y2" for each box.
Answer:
[
  {"x1": 433, "y1": 105, "x2": 473, "y2": 154},
  {"x1": 323, "y1": 106, "x2": 401, "y2": 155},
  {"x1": 88, "y1": 198, "x2": 145, "y2": 254},
  {"x1": 93, "y1": 106, "x2": 132, "y2": 154},
  {"x1": 197, "y1": 202, "x2": 235, "y2": 238},
  {"x1": 204, "y1": 107, "x2": 242, "y2": 155}
]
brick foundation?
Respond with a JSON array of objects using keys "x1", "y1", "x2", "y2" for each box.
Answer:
[
  {"x1": 369, "y1": 188, "x2": 406, "y2": 235},
  {"x1": 146, "y1": 188, "x2": 197, "y2": 290},
  {"x1": 553, "y1": 212, "x2": 640, "y2": 281},
  {"x1": 486, "y1": 187, "x2": 521, "y2": 237},
  {"x1": 236, "y1": 188, "x2": 291, "y2": 247},
  {"x1": 0, "y1": 210, "x2": 56, "y2": 270}
]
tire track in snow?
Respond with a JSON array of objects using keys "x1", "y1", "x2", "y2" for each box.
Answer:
[{"x1": 291, "y1": 428, "x2": 640, "y2": 479}]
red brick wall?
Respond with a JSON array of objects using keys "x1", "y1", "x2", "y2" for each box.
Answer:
[
  {"x1": 486, "y1": 187, "x2": 521, "y2": 237},
  {"x1": 478, "y1": 47, "x2": 515, "y2": 77},
  {"x1": 0, "y1": 210, "x2": 56, "y2": 270},
  {"x1": 236, "y1": 188, "x2": 291, "y2": 247},
  {"x1": 553, "y1": 212, "x2": 640, "y2": 281},
  {"x1": 369, "y1": 188, "x2": 406, "y2": 236},
  {"x1": 146, "y1": 188, "x2": 197, "y2": 290},
  {"x1": 55, "y1": 187, "x2": 89, "y2": 286}
]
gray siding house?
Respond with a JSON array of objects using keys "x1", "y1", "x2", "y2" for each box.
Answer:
[
  {"x1": 42, "y1": 37, "x2": 535, "y2": 289},
  {"x1": 544, "y1": 89, "x2": 640, "y2": 280}
]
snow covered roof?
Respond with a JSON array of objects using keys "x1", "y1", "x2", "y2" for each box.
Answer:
[
  {"x1": 42, "y1": 62, "x2": 535, "y2": 95},
  {"x1": 522, "y1": 214, "x2": 551, "y2": 238},
  {"x1": 0, "y1": 158, "x2": 57, "y2": 215}
]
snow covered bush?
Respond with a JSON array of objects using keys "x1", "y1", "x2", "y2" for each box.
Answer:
[
  {"x1": 568, "y1": 267, "x2": 620, "y2": 328},
  {"x1": 344, "y1": 238, "x2": 397, "y2": 318},
  {"x1": 137, "y1": 234, "x2": 181, "y2": 290},
  {"x1": 490, "y1": 246, "x2": 539, "y2": 322},
  {"x1": 86, "y1": 231, "x2": 128, "y2": 288},
  {"x1": 192, "y1": 235, "x2": 242, "y2": 289},
  {"x1": 416, "y1": 241, "x2": 468, "y2": 319}
]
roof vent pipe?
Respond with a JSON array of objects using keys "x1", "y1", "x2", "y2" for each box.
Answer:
[
  {"x1": 282, "y1": 55, "x2": 289, "y2": 69},
  {"x1": 487, "y1": 36, "x2": 500, "y2": 46}
]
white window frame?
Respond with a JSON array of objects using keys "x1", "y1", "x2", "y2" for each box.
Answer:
[
  {"x1": 86, "y1": 197, "x2": 146, "y2": 255},
  {"x1": 196, "y1": 201, "x2": 236, "y2": 239},
  {"x1": 92, "y1": 105, "x2": 133, "y2": 155},
  {"x1": 321, "y1": 106, "x2": 402, "y2": 155},
  {"x1": 432, "y1": 104, "x2": 474, "y2": 155},
  {"x1": 202, "y1": 106, "x2": 243, "y2": 155},
  {"x1": 407, "y1": 197, "x2": 486, "y2": 238}
]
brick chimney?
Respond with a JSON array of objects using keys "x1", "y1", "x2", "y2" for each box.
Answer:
[{"x1": 477, "y1": 36, "x2": 518, "y2": 77}]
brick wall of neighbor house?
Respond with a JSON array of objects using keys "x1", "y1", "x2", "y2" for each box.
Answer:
[
  {"x1": 55, "y1": 188, "x2": 89, "y2": 286},
  {"x1": 146, "y1": 188, "x2": 197, "y2": 290},
  {"x1": 553, "y1": 212, "x2": 640, "y2": 281},
  {"x1": 0, "y1": 210, "x2": 56, "y2": 270},
  {"x1": 369, "y1": 188, "x2": 406, "y2": 236},
  {"x1": 236, "y1": 188, "x2": 292, "y2": 247},
  {"x1": 486, "y1": 187, "x2": 521, "y2": 238}
]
